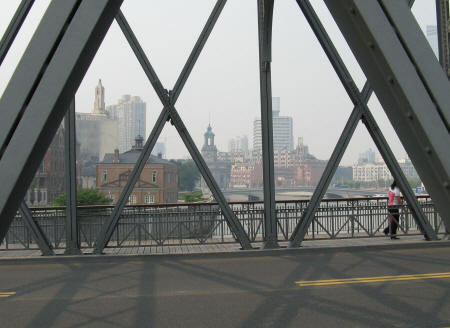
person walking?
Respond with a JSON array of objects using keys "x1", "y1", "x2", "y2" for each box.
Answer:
[{"x1": 384, "y1": 181, "x2": 403, "y2": 239}]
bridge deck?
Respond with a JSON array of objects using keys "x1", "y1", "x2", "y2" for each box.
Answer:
[{"x1": 1, "y1": 234, "x2": 448, "y2": 260}]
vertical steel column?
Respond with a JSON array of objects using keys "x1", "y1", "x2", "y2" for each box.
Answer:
[
  {"x1": 290, "y1": 0, "x2": 436, "y2": 247},
  {"x1": 257, "y1": 0, "x2": 278, "y2": 249},
  {"x1": 325, "y1": 0, "x2": 450, "y2": 231},
  {"x1": 0, "y1": 0, "x2": 35, "y2": 66},
  {"x1": 0, "y1": 0, "x2": 124, "y2": 240},
  {"x1": 19, "y1": 202, "x2": 53, "y2": 255},
  {"x1": 64, "y1": 100, "x2": 81, "y2": 254}
]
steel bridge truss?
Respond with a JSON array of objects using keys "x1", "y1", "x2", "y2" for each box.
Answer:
[{"x1": 0, "y1": 0, "x2": 448, "y2": 254}]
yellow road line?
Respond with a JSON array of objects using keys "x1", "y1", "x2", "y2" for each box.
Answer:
[
  {"x1": 0, "y1": 292, "x2": 16, "y2": 298},
  {"x1": 296, "y1": 272, "x2": 450, "y2": 287}
]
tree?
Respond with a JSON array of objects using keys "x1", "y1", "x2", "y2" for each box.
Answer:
[
  {"x1": 407, "y1": 178, "x2": 421, "y2": 189},
  {"x1": 182, "y1": 191, "x2": 207, "y2": 203},
  {"x1": 171, "y1": 159, "x2": 200, "y2": 191},
  {"x1": 53, "y1": 189, "x2": 112, "y2": 206}
]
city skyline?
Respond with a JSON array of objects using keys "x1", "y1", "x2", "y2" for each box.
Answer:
[{"x1": 0, "y1": 0, "x2": 438, "y2": 165}]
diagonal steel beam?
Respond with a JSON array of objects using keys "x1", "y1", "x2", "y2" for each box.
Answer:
[
  {"x1": 257, "y1": 0, "x2": 278, "y2": 249},
  {"x1": 115, "y1": 11, "x2": 167, "y2": 103},
  {"x1": 0, "y1": 0, "x2": 124, "y2": 241},
  {"x1": 0, "y1": 0, "x2": 80, "y2": 159},
  {"x1": 436, "y1": 0, "x2": 450, "y2": 78},
  {"x1": 167, "y1": 103, "x2": 252, "y2": 249},
  {"x1": 324, "y1": 0, "x2": 450, "y2": 232},
  {"x1": 289, "y1": 0, "x2": 415, "y2": 247},
  {"x1": 289, "y1": 83, "x2": 370, "y2": 246},
  {"x1": 290, "y1": 0, "x2": 436, "y2": 247},
  {"x1": 94, "y1": 1, "x2": 252, "y2": 253},
  {"x1": 171, "y1": 0, "x2": 227, "y2": 103},
  {"x1": 19, "y1": 202, "x2": 53, "y2": 256},
  {"x1": 0, "y1": 0, "x2": 34, "y2": 66}
]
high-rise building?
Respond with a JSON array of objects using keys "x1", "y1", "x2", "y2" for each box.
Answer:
[
  {"x1": 426, "y1": 25, "x2": 439, "y2": 58},
  {"x1": 76, "y1": 79, "x2": 119, "y2": 162},
  {"x1": 107, "y1": 95, "x2": 146, "y2": 153},
  {"x1": 358, "y1": 148, "x2": 376, "y2": 164},
  {"x1": 253, "y1": 97, "x2": 294, "y2": 152},
  {"x1": 228, "y1": 135, "x2": 248, "y2": 153}
]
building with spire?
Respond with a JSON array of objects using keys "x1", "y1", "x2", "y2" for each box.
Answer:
[
  {"x1": 93, "y1": 78, "x2": 106, "y2": 114},
  {"x1": 76, "y1": 79, "x2": 119, "y2": 162},
  {"x1": 201, "y1": 124, "x2": 218, "y2": 162},
  {"x1": 200, "y1": 124, "x2": 231, "y2": 193}
]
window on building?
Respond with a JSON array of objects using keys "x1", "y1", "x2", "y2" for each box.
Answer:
[
  {"x1": 108, "y1": 193, "x2": 114, "y2": 203},
  {"x1": 128, "y1": 194, "x2": 136, "y2": 204},
  {"x1": 144, "y1": 194, "x2": 155, "y2": 204},
  {"x1": 103, "y1": 170, "x2": 107, "y2": 182},
  {"x1": 152, "y1": 170, "x2": 157, "y2": 183}
]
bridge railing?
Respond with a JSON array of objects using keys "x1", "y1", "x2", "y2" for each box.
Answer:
[{"x1": 0, "y1": 196, "x2": 444, "y2": 250}]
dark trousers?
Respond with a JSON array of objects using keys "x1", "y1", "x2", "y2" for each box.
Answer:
[{"x1": 384, "y1": 208, "x2": 400, "y2": 236}]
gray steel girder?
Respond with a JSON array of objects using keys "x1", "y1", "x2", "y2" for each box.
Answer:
[
  {"x1": 325, "y1": 0, "x2": 450, "y2": 231},
  {"x1": 257, "y1": 0, "x2": 278, "y2": 249},
  {"x1": 64, "y1": 100, "x2": 81, "y2": 255},
  {"x1": 0, "y1": 0, "x2": 34, "y2": 66},
  {"x1": 436, "y1": 0, "x2": 450, "y2": 77},
  {"x1": 94, "y1": 1, "x2": 252, "y2": 253},
  {"x1": 0, "y1": 0, "x2": 124, "y2": 241},
  {"x1": 290, "y1": 0, "x2": 436, "y2": 247},
  {"x1": 19, "y1": 202, "x2": 54, "y2": 256},
  {"x1": 0, "y1": 0, "x2": 79, "y2": 159}
]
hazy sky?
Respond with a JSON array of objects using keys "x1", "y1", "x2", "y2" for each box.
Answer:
[{"x1": 0, "y1": 0, "x2": 438, "y2": 165}]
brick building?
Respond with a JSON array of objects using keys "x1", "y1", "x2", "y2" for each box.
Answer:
[
  {"x1": 25, "y1": 123, "x2": 71, "y2": 206},
  {"x1": 96, "y1": 137, "x2": 178, "y2": 204},
  {"x1": 230, "y1": 163, "x2": 254, "y2": 188}
]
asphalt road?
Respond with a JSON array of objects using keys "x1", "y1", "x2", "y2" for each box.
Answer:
[{"x1": 0, "y1": 245, "x2": 449, "y2": 328}]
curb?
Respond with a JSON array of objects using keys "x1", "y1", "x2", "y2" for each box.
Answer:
[{"x1": 0, "y1": 239, "x2": 449, "y2": 264}]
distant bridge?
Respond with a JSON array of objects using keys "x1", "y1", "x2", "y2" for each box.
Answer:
[{"x1": 223, "y1": 187, "x2": 387, "y2": 199}]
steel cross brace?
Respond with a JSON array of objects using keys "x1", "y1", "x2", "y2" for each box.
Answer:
[
  {"x1": 19, "y1": 202, "x2": 53, "y2": 255},
  {"x1": 0, "y1": 0, "x2": 52, "y2": 254},
  {"x1": 0, "y1": 0, "x2": 124, "y2": 241},
  {"x1": 324, "y1": 0, "x2": 450, "y2": 232},
  {"x1": 257, "y1": 0, "x2": 278, "y2": 249},
  {"x1": 0, "y1": 0, "x2": 35, "y2": 66},
  {"x1": 290, "y1": 0, "x2": 437, "y2": 247},
  {"x1": 93, "y1": 1, "x2": 252, "y2": 253}
]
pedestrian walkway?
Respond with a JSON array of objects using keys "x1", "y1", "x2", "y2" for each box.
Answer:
[{"x1": 0, "y1": 234, "x2": 448, "y2": 260}]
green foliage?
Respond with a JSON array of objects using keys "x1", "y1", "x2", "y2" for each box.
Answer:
[
  {"x1": 53, "y1": 189, "x2": 112, "y2": 206},
  {"x1": 407, "y1": 178, "x2": 421, "y2": 189},
  {"x1": 336, "y1": 180, "x2": 361, "y2": 189},
  {"x1": 170, "y1": 159, "x2": 200, "y2": 191},
  {"x1": 182, "y1": 191, "x2": 206, "y2": 203}
]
